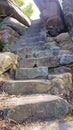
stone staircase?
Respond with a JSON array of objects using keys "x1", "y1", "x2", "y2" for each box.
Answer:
[{"x1": 0, "y1": 19, "x2": 73, "y2": 123}]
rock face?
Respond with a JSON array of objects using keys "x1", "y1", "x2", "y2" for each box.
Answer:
[
  {"x1": 0, "y1": 26, "x2": 19, "y2": 44},
  {"x1": 34, "y1": 0, "x2": 65, "y2": 36},
  {"x1": 0, "y1": 0, "x2": 31, "y2": 27},
  {"x1": 62, "y1": 0, "x2": 73, "y2": 29},
  {"x1": 0, "y1": 15, "x2": 73, "y2": 125}
]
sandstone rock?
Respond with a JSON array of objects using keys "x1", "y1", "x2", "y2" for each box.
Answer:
[
  {"x1": 0, "y1": 27, "x2": 19, "y2": 44},
  {"x1": 49, "y1": 46, "x2": 60, "y2": 53},
  {"x1": 0, "y1": 73, "x2": 11, "y2": 80},
  {"x1": 48, "y1": 73, "x2": 72, "y2": 80},
  {"x1": 59, "y1": 50, "x2": 72, "y2": 55},
  {"x1": 60, "y1": 42, "x2": 73, "y2": 52},
  {"x1": 46, "y1": 37, "x2": 54, "y2": 42},
  {"x1": 59, "y1": 54, "x2": 73, "y2": 65},
  {"x1": 34, "y1": 0, "x2": 65, "y2": 36},
  {"x1": 49, "y1": 66, "x2": 71, "y2": 75},
  {"x1": 55, "y1": 33, "x2": 69, "y2": 43},
  {"x1": 15, "y1": 67, "x2": 48, "y2": 80},
  {"x1": 19, "y1": 56, "x2": 59, "y2": 68},
  {"x1": 32, "y1": 50, "x2": 53, "y2": 58},
  {"x1": 0, "y1": 0, "x2": 31, "y2": 27},
  {"x1": 46, "y1": 41, "x2": 57, "y2": 46},
  {"x1": 48, "y1": 73, "x2": 72, "y2": 95},
  {"x1": 2, "y1": 80, "x2": 51, "y2": 95},
  {"x1": 0, "y1": 52, "x2": 18, "y2": 75},
  {"x1": 0, "y1": 94, "x2": 69, "y2": 122},
  {"x1": 1, "y1": 17, "x2": 27, "y2": 35},
  {"x1": 19, "y1": 54, "x2": 73, "y2": 68}
]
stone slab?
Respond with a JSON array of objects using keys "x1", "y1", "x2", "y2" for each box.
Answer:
[
  {"x1": 19, "y1": 56, "x2": 59, "y2": 68},
  {"x1": 2, "y1": 72, "x2": 72, "y2": 95},
  {"x1": 59, "y1": 54, "x2": 73, "y2": 65},
  {"x1": 48, "y1": 73, "x2": 72, "y2": 95},
  {"x1": 15, "y1": 67, "x2": 48, "y2": 80},
  {"x1": 3, "y1": 80, "x2": 51, "y2": 95},
  {"x1": 0, "y1": 94, "x2": 69, "y2": 123}
]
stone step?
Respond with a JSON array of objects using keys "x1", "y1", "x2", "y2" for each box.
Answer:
[
  {"x1": 2, "y1": 73, "x2": 72, "y2": 95},
  {"x1": 19, "y1": 40, "x2": 45, "y2": 47},
  {"x1": 18, "y1": 42, "x2": 46, "y2": 50},
  {"x1": 16, "y1": 33, "x2": 46, "y2": 44},
  {"x1": 0, "y1": 94, "x2": 69, "y2": 123},
  {"x1": 19, "y1": 56, "x2": 59, "y2": 68},
  {"x1": 20, "y1": 35, "x2": 46, "y2": 44},
  {"x1": 17, "y1": 47, "x2": 71, "y2": 59},
  {"x1": 25, "y1": 33, "x2": 46, "y2": 40},
  {"x1": 19, "y1": 54, "x2": 73, "y2": 68},
  {"x1": 26, "y1": 21, "x2": 43, "y2": 34},
  {"x1": 17, "y1": 49, "x2": 52, "y2": 59},
  {"x1": 9, "y1": 19, "x2": 46, "y2": 53},
  {"x1": 26, "y1": 32, "x2": 44, "y2": 37},
  {"x1": 2, "y1": 80, "x2": 51, "y2": 95},
  {"x1": 10, "y1": 40, "x2": 46, "y2": 53},
  {"x1": 11, "y1": 45, "x2": 72, "y2": 59},
  {"x1": 27, "y1": 28, "x2": 41, "y2": 34},
  {"x1": 19, "y1": 39, "x2": 45, "y2": 46},
  {"x1": 15, "y1": 67, "x2": 48, "y2": 80}
]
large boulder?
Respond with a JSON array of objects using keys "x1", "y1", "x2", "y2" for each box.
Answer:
[
  {"x1": 34, "y1": 0, "x2": 65, "y2": 36},
  {"x1": 48, "y1": 73, "x2": 72, "y2": 95},
  {"x1": 0, "y1": 0, "x2": 31, "y2": 27},
  {"x1": 62, "y1": 0, "x2": 73, "y2": 29},
  {"x1": 1, "y1": 17, "x2": 27, "y2": 35},
  {"x1": 55, "y1": 32, "x2": 69, "y2": 43},
  {"x1": 0, "y1": 52, "x2": 18, "y2": 75}
]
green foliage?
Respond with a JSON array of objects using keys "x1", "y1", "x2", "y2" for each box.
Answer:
[
  {"x1": 14, "y1": 0, "x2": 34, "y2": 18},
  {"x1": 59, "y1": 114, "x2": 73, "y2": 122},
  {"x1": 22, "y1": 3, "x2": 34, "y2": 18},
  {"x1": 65, "y1": 114, "x2": 73, "y2": 121},
  {"x1": 14, "y1": 0, "x2": 25, "y2": 7}
]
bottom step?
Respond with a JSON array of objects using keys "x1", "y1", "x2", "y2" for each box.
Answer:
[{"x1": 0, "y1": 94, "x2": 69, "y2": 123}]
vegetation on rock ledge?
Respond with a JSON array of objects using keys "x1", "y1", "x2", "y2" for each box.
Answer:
[{"x1": 14, "y1": 0, "x2": 34, "y2": 18}]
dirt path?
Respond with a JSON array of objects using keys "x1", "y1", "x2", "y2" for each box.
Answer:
[{"x1": 0, "y1": 120, "x2": 73, "y2": 130}]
